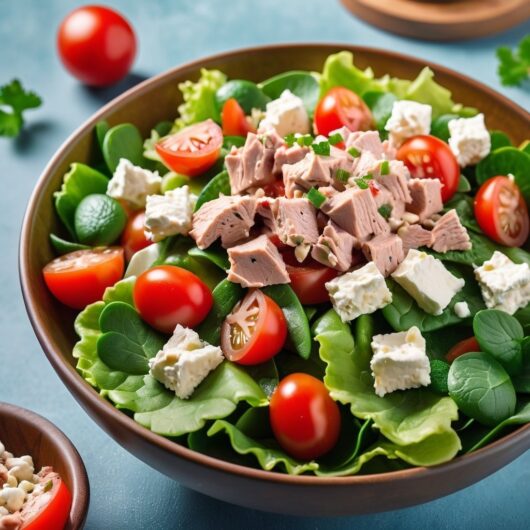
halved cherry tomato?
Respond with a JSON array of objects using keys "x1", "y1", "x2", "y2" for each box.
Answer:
[
  {"x1": 22, "y1": 475, "x2": 72, "y2": 530},
  {"x1": 314, "y1": 87, "x2": 374, "y2": 137},
  {"x1": 474, "y1": 175, "x2": 529, "y2": 247},
  {"x1": 270, "y1": 373, "x2": 341, "y2": 460},
  {"x1": 221, "y1": 289, "x2": 287, "y2": 365},
  {"x1": 446, "y1": 337, "x2": 481, "y2": 363},
  {"x1": 397, "y1": 135, "x2": 459, "y2": 202},
  {"x1": 221, "y1": 98, "x2": 255, "y2": 137},
  {"x1": 121, "y1": 210, "x2": 152, "y2": 261},
  {"x1": 134, "y1": 265, "x2": 213, "y2": 333},
  {"x1": 43, "y1": 247, "x2": 124, "y2": 309},
  {"x1": 155, "y1": 119, "x2": 223, "y2": 177}
]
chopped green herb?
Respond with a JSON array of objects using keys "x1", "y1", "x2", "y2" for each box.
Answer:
[
  {"x1": 356, "y1": 178, "x2": 369, "y2": 190},
  {"x1": 312, "y1": 141, "x2": 330, "y2": 156},
  {"x1": 347, "y1": 146, "x2": 361, "y2": 158},
  {"x1": 328, "y1": 132, "x2": 343, "y2": 145},
  {"x1": 336, "y1": 168, "x2": 350, "y2": 183},
  {"x1": 378, "y1": 203, "x2": 392, "y2": 220},
  {"x1": 297, "y1": 134, "x2": 314, "y2": 147},
  {"x1": 363, "y1": 173, "x2": 373, "y2": 180},
  {"x1": 43, "y1": 480, "x2": 53, "y2": 493},
  {"x1": 307, "y1": 187, "x2": 326, "y2": 208},
  {"x1": 380, "y1": 160, "x2": 390, "y2": 175},
  {"x1": 0, "y1": 79, "x2": 42, "y2": 137},
  {"x1": 284, "y1": 133, "x2": 296, "y2": 147},
  {"x1": 496, "y1": 35, "x2": 530, "y2": 87}
]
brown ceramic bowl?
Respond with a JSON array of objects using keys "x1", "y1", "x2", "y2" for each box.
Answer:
[
  {"x1": 0, "y1": 402, "x2": 89, "y2": 529},
  {"x1": 19, "y1": 44, "x2": 530, "y2": 516}
]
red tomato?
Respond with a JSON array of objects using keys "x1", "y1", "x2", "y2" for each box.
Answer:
[
  {"x1": 43, "y1": 247, "x2": 124, "y2": 309},
  {"x1": 134, "y1": 266, "x2": 213, "y2": 333},
  {"x1": 314, "y1": 87, "x2": 374, "y2": 137},
  {"x1": 22, "y1": 475, "x2": 72, "y2": 530},
  {"x1": 156, "y1": 120, "x2": 223, "y2": 177},
  {"x1": 446, "y1": 337, "x2": 481, "y2": 363},
  {"x1": 474, "y1": 176, "x2": 529, "y2": 247},
  {"x1": 262, "y1": 179, "x2": 286, "y2": 198},
  {"x1": 57, "y1": 6, "x2": 136, "y2": 86},
  {"x1": 270, "y1": 373, "x2": 341, "y2": 460},
  {"x1": 221, "y1": 98, "x2": 255, "y2": 137},
  {"x1": 121, "y1": 210, "x2": 152, "y2": 261},
  {"x1": 221, "y1": 290, "x2": 287, "y2": 365},
  {"x1": 397, "y1": 135, "x2": 459, "y2": 202}
]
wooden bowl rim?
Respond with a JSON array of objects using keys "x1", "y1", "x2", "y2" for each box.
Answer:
[
  {"x1": 0, "y1": 402, "x2": 89, "y2": 529},
  {"x1": 19, "y1": 43, "x2": 530, "y2": 486}
]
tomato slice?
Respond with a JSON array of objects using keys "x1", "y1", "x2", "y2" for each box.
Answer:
[
  {"x1": 121, "y1": 210, "x2": 153, "y2": 261},
  {"x1": 221, "y1": 98, "x2": 255, "y2": 137},
  {"x1": 221, "y1": 289, "x2": 287, "y2": 365},
  {"x1": 314, "y1": 86, "x2": 374, "y2": 137},
  {"x1": 43, "y1": 247, "x2": 124, "y2": 309},
  {"x1": 474, "y1": 175, "x2": 529, "y2": 247},
  {"x1": 155, "y1": 119, "x2": 222, "y2": 177},
  {"x1": 446, "y1": 337, "x2": 481, "y2": 363},
  {"x1": 270, "y1": 373, "x2": 341, "y2": 460},
  {"x1": 397, "y1": 135, "x2": 459, "y2": 202}
]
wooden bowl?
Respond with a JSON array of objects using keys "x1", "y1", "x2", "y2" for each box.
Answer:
[
  {"x1": 19, "y1": 44, "x2": 530, "y2": 516},
  {"x1": 0, "y1": 403, "x2": 89, "y2": 529}
]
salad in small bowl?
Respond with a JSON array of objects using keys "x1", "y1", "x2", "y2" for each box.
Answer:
[{"x1": 21, "y1": 45, "x2": 530, "y2": 515}]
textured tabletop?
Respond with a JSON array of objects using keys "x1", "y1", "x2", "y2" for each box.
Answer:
[{"x1": 1, "y1": 1, "x2": 529, "y2": 528}]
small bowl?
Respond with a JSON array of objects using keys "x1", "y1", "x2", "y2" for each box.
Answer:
[{"x1": 0, "y1": 402, "x2": 89, "y2": 529}]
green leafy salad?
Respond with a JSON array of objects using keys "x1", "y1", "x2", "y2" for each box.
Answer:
[{"x1": 41, "y1": 51, "x2": 530, "y2": 476}]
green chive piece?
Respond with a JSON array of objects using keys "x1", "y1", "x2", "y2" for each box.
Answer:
[
  {"x1": 336, "y1": 168, "x2": 350, "y2": 183},
  {"x1": 348, "y1": 147, "x2": 361, "y2": 158},
  {"x1": 307, "y1": 187, "x2": 326, "y2": 208},
  {"x1": 363, "y1": 173, "x2": 373, "y2": 180},
  {"x1": 378, "y1": 203, "x2": 392, "y2": 220},
  {"x1": 297, "y1": 134, "x2": 314, "y2": 147},
  {"x1": 356, "y1": 178, "x2": 369, "y2": 189},
  {"x1": 284, "y1": 133, "x2": 296, "y2": 147},
  {"x1": 380, "y1": 160, "x2": 390, "y2": 175},
  {"x1": 312, "y1": 141, "x2": 331, "y2": 156},
  {"x1": 328, "y1": 132, "x2": 343, "y2": 145}
]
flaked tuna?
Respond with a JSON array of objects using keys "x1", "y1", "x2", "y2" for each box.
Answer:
[
  {"x1": 312, "y1": 220, "x2": 357, "y2": 271},
  {"x1": 407, "y1": 178, "x2": 443, "y2": 221},
  {"x1": 398, "y1": 223, "x2": 433, "y2": 253},
  {"x1": 346, "y1": 130, "x2": 385, "y2": 158},
  {"x1": 431, "y1": 209, "x2": 471, "y2": 252},
  {"x1": 282, "y1": 152, "x2": 332, "y2": 198},
  {"x1": 273, "y1": 144, "x2": 310, "y2": 174},
  {"x1": 362, "y1": 233, "x2": 404, "y2": 277}
]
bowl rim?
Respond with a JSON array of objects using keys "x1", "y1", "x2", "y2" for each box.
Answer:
[
  {"x1": 0, "y1": 402, "x2": 89, "y2": 529},
  {"x1": 19, "y1": 42, "x2": 530, "y2": 486}
]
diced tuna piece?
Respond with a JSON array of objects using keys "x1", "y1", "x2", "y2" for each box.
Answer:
[
  {"x1": 329, "y1": 126, "x2": 353, "y2": 145},
  {"x1": 382, "y1": 139, "x2": 397, "y2": 160},
  {"x1": 312, "y1": 221, "x2": 357, "y2": 271},
  {"x1": 282, "y1": 152, "x2": 332, "y2": 198},
  {"x1": 261, "y1": 129, "x2": 285, "y2": 149},
  {"x1": 407, "y1": 178, "x2": 443, "y2": 221},
  {"x1": 350, "y1": 150, "x2": 380, "y2": 180},
  {"x1": 190, "y1": 195, "x2": 256, "y2": 249},
  {"x1": 227, "y1": 234, "x2": 290, "y2": 288},
  {"x1": 322, "y1": 188, "x2": 389, "y2": 240},
  {"x1": 225, "y1": 133, "x2": 275, "y2": 194},
  {"x1": 374, "y1": 160, "x2": 412, "y2": 203},
  {"x1": 273, "y1": 144, "x2": 310, "y2": 174},
  {"x1": 346, "y1": 131, "x2": 385, "y2": 158},
  {"x1": 362, "y1": 233, "x2": 404, "y2": 277},
  {"x1": 431, "y1": 209, "x2": 471, "y2": 252},
  {"x1": 316, "y1": 210, "x2": 330, "y2": 231},
  {"x1": 398, "y1": 224, "x2": 433, "y2": 253}
]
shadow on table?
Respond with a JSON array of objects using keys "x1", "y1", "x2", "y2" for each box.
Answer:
[
  {"x1": 13, "y1": 120, "x2": 56, "y2": 155},
  {"x1": 79, "y1": 72, "x2": 150, "y2": 104}
]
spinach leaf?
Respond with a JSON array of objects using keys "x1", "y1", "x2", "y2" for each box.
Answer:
[
  {"x1": 424, "y1": 325, "x2": 473, "y2": 361},
  {"x1": 512, "y1": 338, "x2": 530, "y2": 393},
  {"x1": 102, "y1": 123, "x2": 148, "y2": 173},
  {"x1": 188, "y1": 245, "x2": 229, "y2": 270},
  {"x1": 262, "y1": 284, "x2": 312, "y2": 359},
  {"x1": 473, "y1": 309, "x2": 523, "y2": 376},
  {"x1": 243, "y1": 360, "x2": 279, "y2": 399},
  {"x1": 49, "y1": 234, "x2": 89, "y2": 255},
  {"x1": 275, "y1": 349, "x2": 326, "y2": 380},
  {"x1": 97, "y1": 302, "x2": 165, "y2": 375},
  {"x1": 457, "y1": 175, "x2": 472, "y2": 193},
  {"x1": 215, "y1": 80, "x2": 270, "y2": 114},
  {"x1": 223, "y1": 136, "x2": 245, "y2": 150},
  {"x1": 489, "y1": 130, "x2": 512, "y2": 151},
  {"x1": 430, "y1": 113, "x2": 459, "y2": 142},
  {"x1": 429, "y1": 359, "x2": 450, "y2": 394},
  {"x1": 448, "y1": 352, "x2": 516, "y2": 427},
  {"x1": 362, "y1": 92, "x2": 397, "y2": 133},
  {"x1": 95, "y1": 120, "x2": 110, "y2": 152},
  {"x1": 194, "y1": 170, "x2": 230, "y2": 212},
  {"x1": 442, "y1": 194, "x2": 481, "y2": 233},
  {"x1": 515, "y1": 305, "x2": 530, "y2": 334}
]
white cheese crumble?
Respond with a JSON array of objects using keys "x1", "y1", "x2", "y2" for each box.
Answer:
[
  {"x1": 474, "y1": 251, "x2": 530, "y2": 315},
  {"x1": 392, "y1": 249, "x2": 465, "y2": 315},
  {"x1": 144, "y1": 186, "x2": 197, "y2": 242},
  {"x1": 384, "y1": 100, "x2": 431, "y2": 146},
  {"x1": 258, "y1": 89, "x2": 310, "y2": 137},
  {"x1": 107, "y1": 158, "x2": 162, "y2": 209},
  {"x1": 149, "y1": 325, "x2": 224, "y2": 400},
  {"x1": 325, "y1": 262, "x2": 393, "y2": 322},
  {"x1": 454, "y1": 301, "x2": 471, "y2": 318},
  {"x1": 448, "y1": 113, "x2": 491, "y2": 167},
  {"x1": 370, "y1": 326, "x2": 431, "y2": 397}
]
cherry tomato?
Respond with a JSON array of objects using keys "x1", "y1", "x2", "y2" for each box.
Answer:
[
  {"x1": 314, "y1": 87, "x2": 374, "y2": 137},
  {"x1": 134, "y1": 265, "x2": 213, "y2": 333},
  {"x1": 397, "y1": 135, "x2": 459, "y2": 202},
  {"x1": 270, "y1": 373, "x2": 341, "y2": 460},
  {"x1": 446, "y1": 337, "x2": 481, "y2": 363},
  {"x1": 57, "y1": 6, "x2": 136, "y2": 86},
  {"x1": 121, "y1": 210, "x2": 153, "y2": 261},
  {"x1": 221, "y1": 289, "x2": 287, "y2": 365},
  {"x1": 43, "y1": 247, "x2": 124, "y2": 309},
  {"x1": 221, "y1": 98, "x2": 255, "y2": 137},
  {"x1": 474, "y1": 175, "x2": 529, "y2": 247},
  {"x1": 155, "y1": 120, "x2": 223, "y2": 177},
  {"x1": 22, "y1": 475, "x2": 72, "y2": 530}
]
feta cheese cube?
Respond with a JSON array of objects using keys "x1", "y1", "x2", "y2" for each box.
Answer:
[
  {"x1": 144, "y1": 186, "x2": 197, "y2": 242},
  {"x1": 448, "y1": 113, "x2": 490, "y2": 167},
  {"x1": 258, "y1": 89, "x2": 310, "y2": 137},
  {"x1": 370, "y1": 326, "x2": 431, "y2": 397},
  {"x1": 474, "y1": 251, "x2": 530, "y2": 315},
  {"x1": 107, "y1": 158, "x2": 162, "y2": 208},
  {"x1": 454, "y1": 301, "x2": 471, "y2": 318},
  {"x1": 325, "y1": 262, "x2": 393, "y2": 322},
  {"x1": 384, "y1": 100, "x2": 431, "y2": 146},
  {"x1": 392, "y1": 249, "x2": 465, "y2": 315},
  {"x1": 149, "y1": 325, "x2": 224, "y2": 399}
]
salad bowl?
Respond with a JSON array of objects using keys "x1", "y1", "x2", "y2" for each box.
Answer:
[{"x1": 19, "y1": 44, "x2": 530, "y2": 516}]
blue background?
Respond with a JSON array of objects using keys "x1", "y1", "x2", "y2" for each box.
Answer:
[{"x1": 1, "y1": 1, "x2": 529, "y2": 528}]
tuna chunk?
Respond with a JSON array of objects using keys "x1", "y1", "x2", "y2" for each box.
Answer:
[
  {"x1": 350, "y1": 150, "x2": 379, "y2": 179},
  {"x1": 431, "y1": 209, "x2": 471, "y2": 252},
  {"x1": 227, "y1": 234, "x2": 290, "y2": 288},
  {"x1": 225, "y1": 133, "x2": 275, "y2": 194},
  {"x1": 398, "y1": 224, "x2": 433, "y2": 253},
  {"x1": 190, "y1": 195, "x2": 256, "y2": 249},
  {"x1": 273, "y1": 144, "x2": 310, "y2": 174},
  {"x1": 407, "y1": 178, "x2": 443, "y2": 221},
  {"x1": 312, "y1": 221, "x2": 357, "y2": 271},
  {"x1": 374, "y1": 160, "x2": 412, "y2": 203},
  {"x1": 346, "y1": 130, "x2": 385, "y2": 158},
  {"x1": 362, "y1": 233, "x2": 404, "y2": 277},
  {"x1": 282, "y1": 152, "x2": 332, "y2": 198},
  {"x1": 322, "y1": 187, "x2": 389, "y2": 240}
]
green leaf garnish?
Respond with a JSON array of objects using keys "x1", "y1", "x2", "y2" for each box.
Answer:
[
  {"x1": 0, "y1": 79, "x2": 42, "y2": 137},
  {"x1": 284, "y1": 133, "x2": 296, "y2": 147},
  {"x1": 496, "y1": 35, "x2": 530, "y2": 87},
  {"x1": 312, "y1": 140, "x2": 330, "y2": 156}
]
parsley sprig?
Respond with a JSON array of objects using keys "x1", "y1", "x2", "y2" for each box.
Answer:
[
  {"x1": 496, "y1": 35, "x2": 530, "y2": 87},
  {"x1": 0, "y1": 79, "x2": 42, "y2": 137}
]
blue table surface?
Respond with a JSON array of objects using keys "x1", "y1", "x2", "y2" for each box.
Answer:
[{"x1": 1, "y1": 0, "x2": 529, "y2": 528}]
